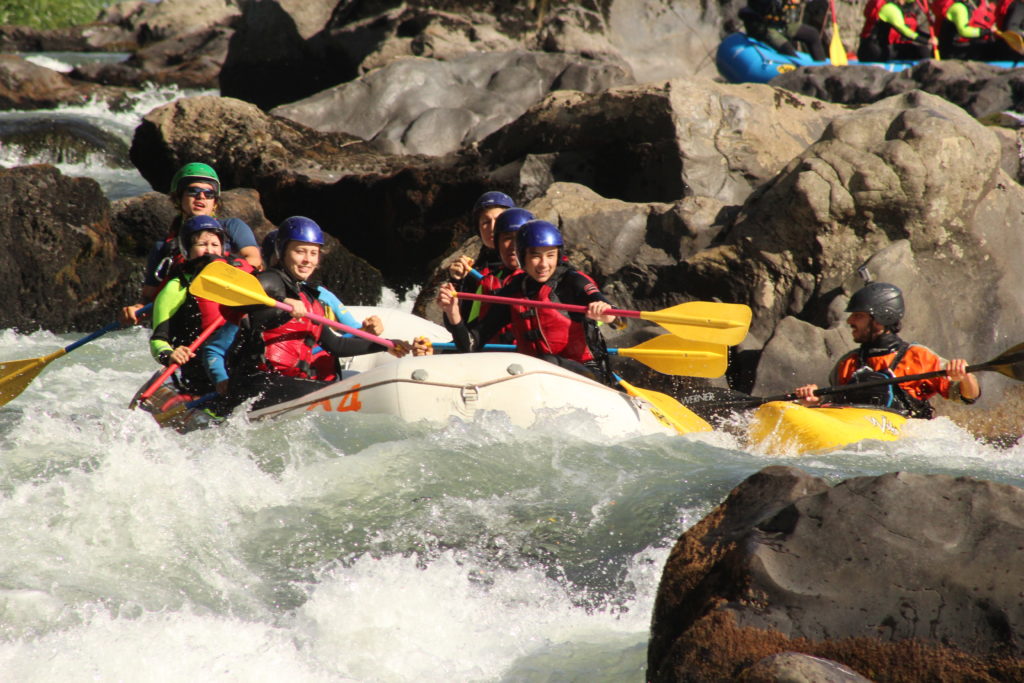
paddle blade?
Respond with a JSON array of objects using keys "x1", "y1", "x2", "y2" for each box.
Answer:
[
  {"x1": 982, "y1": 342, "x2": 1024, "y2": 380},
  {"x1": 0, "y1": 350, "x2": 64, "y2": 407},
  {"x1": 618, "y1": 335, "x2": 728, "y2": 378},
  {"x1": 618, "y1": 378, "x2": 712, "y2": 434},
  {"x1": 997, "y1": 29, "x2": 1024, "y2": 55},
  {"x1": 189, "y1": 261, "x2": 275, "y2": 308},
  {"x1": 829, "y1": 23, "x2": 848, "y2": 65},
  {"x1": 640, "y1": 302, "x2": 752, "y2": 346}
]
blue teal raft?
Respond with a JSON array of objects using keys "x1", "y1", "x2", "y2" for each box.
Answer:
[{"x1": 715, "y1": 32, "x2": 1024, "y2": 84}]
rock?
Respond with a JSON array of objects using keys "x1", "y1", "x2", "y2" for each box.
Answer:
[
  {"x1": 0, "y1": 23, "x2": 137, "y2": 53},
  {"x1": 648, "y1": 466, "x2": 1024, "y2": 681},
  {"x1": 0, "y1": 55, "x2": 128, "y2": 110},
  {"x1": 271, "y1": 50, "x2": 633, "y2": 157},
  {"x1": 129, "y1": 95, "x2": 490, "y2": 290},
  {"x1": 479, "y1": 78, "x2": 846, "y2": 205},
  {"x1": 774, "y1": 60, "x2": 1024, "y2": 120},
  {"x1": 0, "y1": 165, "x2": 131, "y2": 332},
  {"x1": 71, "y1": 26, "x2": 232, "y2": 89},
  {"x1": 738, "y1": 652, "x2": 872, "y2": 682},
  {"x1": 681, "y1": 90, "x2": 1024, "y2": 402},
  {"x1": 107, "y1": 0, "x2": 240, "y2": 45}
]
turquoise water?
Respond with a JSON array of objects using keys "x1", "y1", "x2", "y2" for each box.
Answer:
[{"x1": 1, "y1": 327, "x2": 1021, "y2": 681}]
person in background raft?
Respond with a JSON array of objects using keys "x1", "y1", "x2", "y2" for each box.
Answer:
[
  {"x1": 148, "y1": 216, "x2": 253, "y2": 397},
  {"x1": 934, "y1": 0, "x2": 1024, "y2": 60},
  {"x1": 447, "y1": 191, "x2": 517, "y2": 326},
  {"x1": 438, "y1": 220, "x2": 616, "y2": 386},
  {"x1": 858, "y1": 0, "x2": 938, "y2": 61},
  {"x1": 208, "y1": 217, "x2": 412, "y2": 414},
  {"x1": 120, "y1": 162, "x2": 262, "y2": 325},
  {"x1": 793, "y1": 282, "x2": 979, "y2": 416},
  {"x1": 739, "y1": 0, "x2": 827, "y2": 60}
]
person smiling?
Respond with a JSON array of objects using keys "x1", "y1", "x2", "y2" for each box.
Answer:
[
  {"x1": 438, "y1": 219, "x2": 617, "y2": 385},
  {"x1": 794, "y1": 281, "x2": 980, "y2": 417},
  {"x1": 120, "y1": 162, "x2": 262, "y2": 325},
  {"x1": 207, "y1": 216, "x2": 409, "y2": 413}
]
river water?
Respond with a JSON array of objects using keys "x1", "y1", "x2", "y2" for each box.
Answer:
[{"x1": 2, "y1": 56, "x2": 1023, "y2": 682}]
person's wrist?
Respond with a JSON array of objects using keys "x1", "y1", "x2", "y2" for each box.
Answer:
[{"x1": 158, "y1": 349, "x2": 173, "y2": 366}]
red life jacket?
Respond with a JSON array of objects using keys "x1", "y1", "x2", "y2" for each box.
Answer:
[
  {"x1": 508, "y1": 269, "x2": 597, "y2": 363},
  {"x1": 259, "y1": 290, "x2": 330, "y2": 380},
  {"x1": 938, "y1": 0, "x2": 1007, "y2": 42},
  {"x1": 862, "y1": 0, "x2": 923, "y2": 43}
]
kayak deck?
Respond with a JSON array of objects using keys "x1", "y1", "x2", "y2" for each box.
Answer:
[{"x1": 748, "y1": 400, "x2": 907, "y2": 455}]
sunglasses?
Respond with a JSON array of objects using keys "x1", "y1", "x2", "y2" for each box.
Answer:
[{"x1": 185, "y1": 187, "x2": 218, "y2": 199}]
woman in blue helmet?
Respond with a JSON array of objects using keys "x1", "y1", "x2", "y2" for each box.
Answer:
[
  {"x1": 207, "y1": 216, "x2": 410, "y2": 412},
  {"x1": 438, "y1": 220, "x2": 618, "y2": 385},
  {"x1": 447, "y1": 191, "x2": 516, "y2": 326}
]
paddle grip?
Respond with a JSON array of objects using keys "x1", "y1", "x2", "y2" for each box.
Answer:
[
  {"x1": 272, "y1": 301, "x2": 395, "y2": 349},
  {"x1": 139, "y1": 315, "x2": 226, "y2": 401}
]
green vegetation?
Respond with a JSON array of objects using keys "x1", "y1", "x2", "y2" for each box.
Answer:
[{"x1": 0, "y1": 0, "x2": 109, "y2": 30}]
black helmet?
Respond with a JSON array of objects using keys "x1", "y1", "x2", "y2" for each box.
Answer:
[{"x1": 846, "y1": 282, "x2": 904, "y2": 329}]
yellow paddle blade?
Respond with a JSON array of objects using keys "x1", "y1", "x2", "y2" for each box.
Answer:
[
  {"x1": 618, "y1": 378, "x2": 712, "y2": 434},
  {"x1": 0, "y1": 349, "x2": 66, "y2": 407},
  {"x1": 829, "y1": 22, "x2": 848, "y2": 65},
  {"x1": 189, "y1": 261, "x2": 275, "y2": 308},
  {"x1": 617, "y1": 335, "x2": 728, "y2": 378},
  {"x1": 640, "y1": 301, "x2": 752, "y2": 346}
]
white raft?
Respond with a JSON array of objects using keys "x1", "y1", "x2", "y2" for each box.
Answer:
[{"x1": 247, "y1": 351, "x2": 681, "y2": 438}]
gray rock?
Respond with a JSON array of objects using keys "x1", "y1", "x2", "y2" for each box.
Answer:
[
  {"x1": 738, "y1": 652, "x2": 873, "y2": 682},
  {"x1": 648, "y1": 466, "x2": 1024, "y2": 682},
  {"x1": 271, "y1": 50, "x2": 634, "y2": 157}
]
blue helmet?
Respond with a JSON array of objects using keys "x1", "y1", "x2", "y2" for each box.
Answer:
[
  {"x1": 515, "y1": 219, "x2": 563, "y2": 262},
  {"x1": 494, "y1": 208, "x2": 534, "y2": 235},
  {"x1": 472, "y1": 191, "x2": 515, "y2": 216},
  {"x1": 275, "y1": 216, "x2": 324, "y2": 258},
  {"x1": 177, "y1": 215, "x2": 224, "y2": 255}
]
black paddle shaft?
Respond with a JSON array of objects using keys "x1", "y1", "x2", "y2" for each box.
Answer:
[{"x1": 690, "y1": 349, "x2": 1024, "y2": 410}]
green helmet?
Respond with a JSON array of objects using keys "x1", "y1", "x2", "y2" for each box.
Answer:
[{"x1": 170, "y1": 162, "x2": 220, "y2": 195}]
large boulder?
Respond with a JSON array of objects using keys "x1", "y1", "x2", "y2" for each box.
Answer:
[
  {"x1": 648, "y1": 466, "x2": 1024, "y2": 681},
  {"x1": 680, "y1": 90, "x2": 1024, "y2": 402},
  {"x1": 271, "y1": 50, "x2": 634, "y2": 157},
  {"x1": 478, "y1": 78, "x2": 847, "y2": 205},
  {"x1": 129, "y1": 95, "x2": 491, "y2": 290},
  {"x1": 0, "y1": 165, "x2": 131, "y2": 332},
  {"x1": 99, "y1": 0, "x2": 240, "y2": 45},
  {"x1": 0, "y1": 55, "x2": 128, "y2": 110},
  {"x1": 0, "y1": 23, "x2": 136, "y2": 53}
]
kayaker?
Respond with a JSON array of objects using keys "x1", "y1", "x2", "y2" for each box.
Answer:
[
  {"x1": 120, "y1": 162, "x2": 262, "y2": 325},
  {"x1": 793, "y1": 282, "x2": 980, "y2": 416},
  {"x1": 447, "y1": 190, "x2": 517, "y2": 326},
  {"x1": 933, "y1": 0, "x2": 1022, "y2": 60},
  {"x1": 149, "y1": 215, "x2": 251, "y2": 396},
  {"x1": 209, "y1": 216, "x2": 410, "y2": 413},
  {"x1": 438, "y1": 219, "x2": 617, "y2": 385},
  {"x1": 858, "y1": 0, "x2": 938, "y2": 61},
  {"x1": 739, "y1": 0, "x2": 827, "y2": 60}
]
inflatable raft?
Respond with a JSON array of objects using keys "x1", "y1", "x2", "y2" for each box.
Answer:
[
  {"x1": 715, "y1": 32, "x2": 1024, "y2": 84},
  {"x1": 747, "y1": 400, "x2": 907, "y2": 454}
]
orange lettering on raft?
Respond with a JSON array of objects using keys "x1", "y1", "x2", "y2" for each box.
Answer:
[
  {"x1": 307, "y1": 399, "x2": 333, "y2": 411},
  {"x1": 337, "y1": 384, "x2": 363, "y2": 412}
]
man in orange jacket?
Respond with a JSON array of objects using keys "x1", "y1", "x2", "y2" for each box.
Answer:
[{"x1": 794, "y1": 282, "x2": 980, "y2": 417}]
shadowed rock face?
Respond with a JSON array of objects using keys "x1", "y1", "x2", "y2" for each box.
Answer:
[
  {"x1": 0, "y1": 165, "x2": 132, "y2": 332},
  {"x1": 648, "y1": 466, "x2": 1024, "y2": 682}
]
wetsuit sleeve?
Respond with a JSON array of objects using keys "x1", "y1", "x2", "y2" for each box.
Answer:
[
  {"x1": 316, "y1": 327, "x2": 389, "y2": 357},
  {"x1": 149, "y1": 279, "x2": 188, "y2": 360},
  {"x1": 559, "y1": 271, "x2": 612, "y2": 310},
  {"x1": 879, "y1": 3, "x2": 919, "y2": 38},
  {"x1": 244, "y1": 271, "x2": 291, "y2": 331},
  {"x1": 202, "y1": 323, "x2": 238, "y2": 385},
  {"x1": 221, "y1": 217, "x2": 259, "y2": 251},
  {"x1": 947, "y1": 2, "x2": 984, "y2": 38}
]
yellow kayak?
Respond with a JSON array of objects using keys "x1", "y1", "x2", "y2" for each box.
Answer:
[{"x1": 748, "y1": 401, "x2": 907, "y2": 455}]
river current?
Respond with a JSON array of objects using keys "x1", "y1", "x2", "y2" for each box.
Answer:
[{"x1": 2, "y1": 57, "x2": 1023, "y2": 682}]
